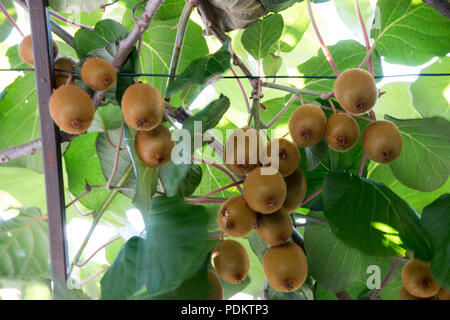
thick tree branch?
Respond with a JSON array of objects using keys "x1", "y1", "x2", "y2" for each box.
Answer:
[{"x1": 423, "y1": 0, "x2": 450, "y2": 18}]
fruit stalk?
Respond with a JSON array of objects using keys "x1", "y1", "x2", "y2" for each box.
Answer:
[
  {"x1": 189, "y1": 179, "x2": 244, "y2": 204},
  {"x1": 353, "y1": 0, "x2": 373, "y2": 75},
  {"x1": 265, "y1": 95, "x2": 296, "y2": 129}
]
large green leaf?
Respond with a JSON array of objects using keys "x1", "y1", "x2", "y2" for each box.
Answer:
[
  {"x1": 144, "y1": 197, "x2": 217, "y2": 297},
  {"x1": 410, "y1": 57, "x2": 450, "y2": 121},
  {"x1": 297, "y1": 40, "x2": 383, "y2": 93},
  {"x1": 370, "y1": 0, "x2": 450, "y2": 66},
  {"x1": 100, "y1": 236, "x2": 146, "y2": 300},
  {"x1": 159, "y1": 162, "x2": 202, "y2": 198},
  {"x1": 421, "y1": 195, "x2": 450, "y2": 289},
  {"x1": 241, "y1": 14, "x2": 284, "y2": 61},
  {"x1": 0, "y1": 207, "x2": 49, "y2": 279},
  {"x1": 279, "y1": 1, "x2": 309, "y2": 52},
  {"x1": 323, "y1": 171, "x2": 432, "y2": 260},
  {"x1": 387, "y1": 116, "x2": 450, "y2": 192},
  {"x1": 0, "y1": 0, "x2": 17, "y2": 42}
]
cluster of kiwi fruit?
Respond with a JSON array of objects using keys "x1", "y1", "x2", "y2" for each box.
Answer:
[
  {"x1": 289, "y1": 68, "x2": 403, "y2": 164},
  {"x1": 209, "y1": 126, "x2": 309, "y2": 297},
  {"x1": 19, "y1": 34, "x2": 172, "y2": 169},
  {"x1": 399, "y1": 259, "x2": 449, "y2": 300}
]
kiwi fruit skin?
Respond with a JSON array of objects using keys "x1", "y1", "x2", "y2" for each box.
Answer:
[
  {"x1": 207, "y1": 270, "x2": 224, "y2": 300},
  {"x1": 217, "y1": 196, "x2": 257, "y2": 238},
  {"x1": 325, "y1": 112, "x2": 360, "y2": 152},
  {"x1": 135, "y1": 124, "x2": 174, "y2": 168},
  {"x1": 54, "y1": 57, "x2": 77, "y2": 88},
  {"x1": 121, "y1": 83, "x2": 164, "y2": 131},
  {"x1": 255, "y1": 208, "x2": 293, "y2": 246},
  {"x1": 224, "y1": 127, "x2": 263, "y2": 176},
  {"x1": 289, "y1": 105, "x2": 327, "y2": 147},
  {"x1": 398, "y1": 286, "x2": 421, "y2": 300},
  {"x1": 19, "y1": 35, "x2": 59, "y2": 66},
  {"x1": 211, "y1": 239, "x2": 249, "y2": 284},
  {"x1": 401, "y1": 259, "x2": 440, "y2": 298},
  {"x1": 334, "y1": 68, "x2": 377, "y2": 115},
  {"x1": 362, "y1": 120, "x2": 402, "y2": 164},
  {"x1": 49, "y1": 85, "x2": 95, "y2": 134},
  {"x1": 266, "y1": 138, "x2": 300, "y2": 177},
  {"x1": 262, "y1": 241, "x2": 308, "y2": 292},
  {"x1": 243, "y1": 167, "x2": 287, "y2": 214},
  {"x1": 282, "y1": 168, "x2": 307, "y2": 213},
  {"x1": 81, "y1": 57, "x2": 117, "y2": 91}
]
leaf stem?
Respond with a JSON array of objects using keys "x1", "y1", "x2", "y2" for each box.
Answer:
[
  {"x1": 353, "y1": 0, "x2": 373, "y2": 75},
  {"x1": 0, "y1": 1, "x2": 24, "y2": 37},
  {"x1": 188, "y1": 179, "x2": 244, "y2": 204},
  {"x1": 262, "y1": 81, "x2": 329, "y2": 99},
  {"x1": 49, "y1": 10, "x2": 94, "y2": 31},
  {"x1": 265, "y1": 95, "x2": 296, "y2": 129},
  {"x1": 370, "y1": 258, "x2": 402, "y2": 300},
  {"x1": 106, "y1": 120, "x2": 125, "y2": 190},
  {"x1": 230, "y1": 66, "x2": 251, "y2": 114},
  {"x1": 302, "y1": 187, "x2": 323, "y2": 206},
  {"x1": 75, "y1": 235, "x2": 121, "y2": 268}
]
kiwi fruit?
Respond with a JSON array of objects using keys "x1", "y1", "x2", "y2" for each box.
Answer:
[
  {"x1": 401, "y1": 259, "x2": 440, "y2": 298},
  {"x1": 207, "y1": 270, "x2": 224, "y2": 300},
  {"x1": 211, "y1": 239, "x2": 249, "y2": 284},
  {"x1": 19, "y1": 34, "x2": 59, "y2": 66},
  {"x1": 135, "y1": 124, "x2": 174, "y2": 168},
  {"x1": 121, "y1": 83, "x2": 164, "y2": 131},
  {"x1": 48, "y1": 85, "x2": 95, "y2": 134},
  {"x1": 265, "y1": 138, "x2": 300, "y2": 177},
  {"x1": 325, "y1": 112, "x2": 360, "y2": 152},
  {"x1": 398, "y1": 286, "x2": 421, "y2": 300},
  {"x1": 289, "y1": 104, "x2": 327, "y2": 147},
  {"x1": 255, "y1": 208, "x2": 293, "y2": 246},
  {"x1": 362, "y1": 120, "x2": 402, "y2": 164},
  {"x1": 438, "y1": 288, "x2": 450, "y2": 300},
  {"x1": 334, "y1": 68, "x2": 378, "y2": 115},
  {"x1": 224, "y1": 127, "x2": 263, "y2": 176},
  {"x1": 217, "y1": 196, "x2": 257, "y2": 237},
  {"x1": 262, "y1": 241, "x2": 308, "y2": 292},
  {"x1": 81, "y1": 57, "x2": 117, "y2": 91},
  {"x1": 54, "y1": 56, "x2": 77, "y2": 88},
  {"x1": 282, "y1": 168, "x2": 307, "y2": 213},
  {"x1": 243, "y1": 167, "x2": 287, "y2": 214}
]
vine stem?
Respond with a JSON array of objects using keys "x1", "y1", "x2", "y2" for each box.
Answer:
[
  {"x1": 306, "y1": 0, "x2": 339, "y2": 76},
  {"x1": 262, "y1": 82, "x2": 329, "y2": 99},
  {"x1": 188, "y1": 180, "x2": 244, "y2": 205},
  {"x1": 230, "y1": 66, "x2": 251, "y2": 114},
  {"x1": 371, "y1": 258, "x2": 402, "y2": 300},
  {"x1": 49, "y1": 10, "x2": 94, "y2": 31},
  {"x1": 75, "y1": 236, "x2": 121, "y2": 268},
  {"x1": 0, "y1": 1, "x2": 24, "y2": 37},
  {"x1": 68, "y1": 163, "x2": 134, "y2": 276},
  {"x1": 165, "y1": 2, "x2": 192, "y2": 101},
  {"x1": 354, "y1": 0, "x2": 373, "y2": 75},
  {"x1": 192, "y1": 156, "x2": 243, "y2": 193},
  {"x1": 265, "y1": 95, "x2": 296, "y2": 129}
]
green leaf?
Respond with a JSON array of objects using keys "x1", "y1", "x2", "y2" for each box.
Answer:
[
  {"x1": 298, "y1": 40, "x2": 383, "y2": 93},
  {"x1": 304, "y1": 211, "x2": 362, "y2": 292},
  {"x1": 241, "y1": 14, "x2": 284, "y2": 61},
  {"x1": 410, "y1": 57, "x2": 450, "y2": 121},
  {"x1": 304, "y1": 138, "x2": 329, "y2": 171},
  {"x1": 144, "y1": 197, "x2": 217, "y2": 297},
  {"x1": 159, "y1": 163, "x2": 202, "y2": 198},
  {"x1": 263, "y1": 54, "x2": 283, "y2": 76},
  {"x1": 0, "y1": 0, "x2": 17, "y2": 42},
  {"x1": 279, "y1": 1, "x2": 309, "y2": 52},
  {"x1": 421, "y1": 195, "x2": 450, "y2": 288},
  {"x1": 0, "y1": 207, "x2": 49, "y2": 279},
  {"x1": 387, "y1": 116, "x2": 450, "y2": 192},
  {"x1": 334, "y1": 0, "x2": 373, "y2": 43},
  {"x1": 166, "y1": 42, "x2": 231, "y2": 96},
  {"x1": 259, "y1": 0, "x2": 302, "y2": 12},
  {"x1": 49, "y1": 0, "x2": 105, "y2": 13},
  {"x1": 89, "y1": 104, "x2": 123, "y2": 133},
  {"x1": 370, "y1": 0, "x2": 450, "y2": 66},
  {"x1": 101, "y1": 237, "x2": 146, "y2": 300},
  {"x1": 323, "y1": 171, "x2": 432, "y2": 260},
  {"x1": 120, "y1": 0, "x2": 185, "y2": 21}
]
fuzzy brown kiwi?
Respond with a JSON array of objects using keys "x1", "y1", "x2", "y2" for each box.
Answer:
[
  {"x1": 282, "y1": 168, "x2": 307, "y2": 213},
  {"x1": 401, "y1": 259, "x2": 440, "y2": 298},
  {"x1": 48, "y1": 85, "x2": 95, "y2": 134},
  {"x1": 121, "y1": 83, "x2": 164, "y2": 131},
  {"x1": 398, "y1": 286, "x2": 421, "y2": 300},
  {"x1": 207, "y1": 270, "x2": 224, "y2": 300},
  {"x1": 325, "y1": 112, "x2": 360, "y2": 152},
  {"x1": 19, "y1": 34, "x2": 58, "y2": 66},
  {"x1": 243, "y1": 167, "x2": 287, "y2": 214},
  {"x1": 265, "y1": 138, "x2": 300, "y2": 177},
  {"x1": 135, "y1": 124, "x2": 174, "y2": 168},
  {"x1": 262, "y1": 241, "x2": 308, "y2": 292},
  {"x1": 362, "y1": 120, "x2": 402, "y2": 164},
  {"x1": 81, "y1": 57, "x2": 117, "y2": 91},
  {"x1": 334, "y1": 68, "x2": 377, "y2": 115},
  {"x1": 211, "y1": 239, "x2": 249, "y2": 284},
  {"x1": 288, "y1": 105, "x2": 327, "y2": 147},
  {"x1": 54, "y1": 56, "x2": 77, "y2": 88},
  {"x1": 217, "y1": 196, "x2": 257, "y2": 238},
  {"x1": 255, "y1": 208, "x2": 293, "y2": 246},
  {"x1": 224, "y1": 127, "x2": 263, "y2": 176}
]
